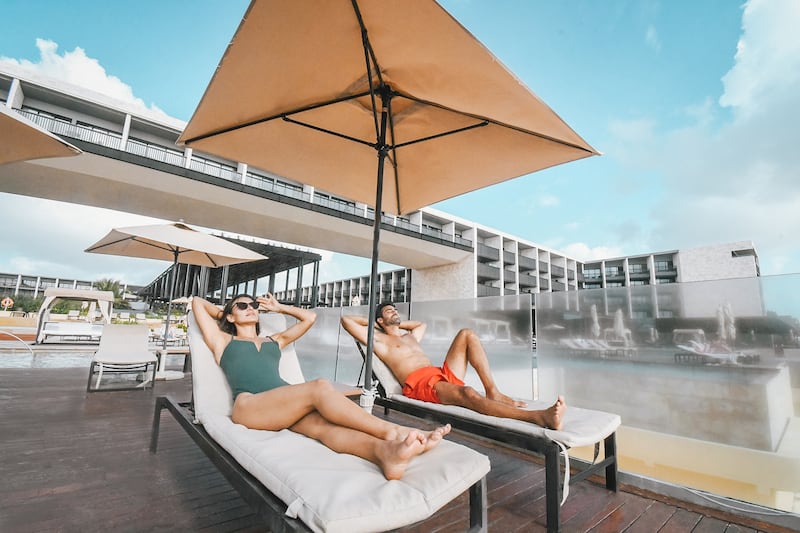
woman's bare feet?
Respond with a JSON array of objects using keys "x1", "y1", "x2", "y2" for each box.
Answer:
[
  {"x1": 422, "y1": 424, "x2": 451, "y2": 451},
  {"x1": 377, "y1": 430, "x2": 445, "y2": 480},
  {"x1": 391, "y1": 423, "x2": 451, "y2": 448}
]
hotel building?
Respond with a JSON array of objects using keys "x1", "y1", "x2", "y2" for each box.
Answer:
[{"x1": 0, "y1": 67, "x2": 760, "y2": 310}]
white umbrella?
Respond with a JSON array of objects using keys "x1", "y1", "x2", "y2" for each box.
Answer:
[
  {"x1": 0, "y1": 105, "x2": 81, "y2": 164},
  {"x1": 85, "y1": 222, "x2": 268, "y2": 352},
  {"x1": 178, "y1": 0, "x2": 599, "y2": 408}
]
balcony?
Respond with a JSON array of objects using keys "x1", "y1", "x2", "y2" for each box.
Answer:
[
  {"x1": 476, "y1": 284, "x2": 501, "y2": 297},
  {"x1": 477, "y1": 244, "x2": 500, "y2": 262},
  {"x1": 539, "y1": 277, "x2": 550, "y2": 290},
  {"x1": 477, "y1": 263, "x2": 500, "y2": 280},
  {"x1": 503, "y1": 270, "x2": 516, "y2": 283},
  {"x1": 518, "y1": 256, "x2": 536, "y2": 270},
  {"x1": 518, "y1": 272, "x2": 538, "y2": 288},
  {"x1": 502, "y1": 251, "x2": 515, "y2": 265},
  {"x1": 551, "y1": 265, "x2": 565, "y2": 277}
]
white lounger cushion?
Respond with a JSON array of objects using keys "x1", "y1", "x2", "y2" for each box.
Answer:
[
  {"x1": 370, "y1": 346, "x2": 620, "y2": 448},
  {"x1": 203, "y1": 414, "x2": 489, "y2": 532},
  {"x1": 187, "y1": 311, "x2": 490, "y2": 533}
]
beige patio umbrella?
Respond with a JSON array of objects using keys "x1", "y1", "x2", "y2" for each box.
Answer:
[
  {"x1": 178, "y1": 0, "x2": 599, "y2": 406},
  {"x1": 85, "y1": 222, "x2": 268, "y2": 353},
  {"x1": 0, "y1": 105, "x2": 81, "y2": 164}
]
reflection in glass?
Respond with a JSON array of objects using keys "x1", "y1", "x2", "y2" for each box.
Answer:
[{"x1": 536, "y1": 274, "x2": 800, "y2": 512}]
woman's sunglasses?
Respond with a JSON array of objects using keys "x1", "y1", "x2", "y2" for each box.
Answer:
[{"x1": 233, "y1": 301, "x2": 259, "y2": 311}]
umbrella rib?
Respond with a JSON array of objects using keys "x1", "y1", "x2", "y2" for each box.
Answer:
[
  {"x1": 181, "y1": 90, "x2": 374, "y2": 144},
  {"x1": 397, "y1": 93, "x2": 599, "y2": 154},
  {"x1": 394, "y1": 121, "x2": 490, "y2": 149},
  {"x1": 351, "y1": 0, "x2": 385, "y2": 142},
  {"x1": 281, "y1": 116, "x2": 375, "y2": 148}
]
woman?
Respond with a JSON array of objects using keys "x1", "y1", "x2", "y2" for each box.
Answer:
[{"x1": 192, "y1": 293, "x2": 450, "y2": 480}]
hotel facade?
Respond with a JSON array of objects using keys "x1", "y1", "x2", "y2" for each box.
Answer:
[{"x1": 0, "y1": 67, "x2": 760, "y2": 310}]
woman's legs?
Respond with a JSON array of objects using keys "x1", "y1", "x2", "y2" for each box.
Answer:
[
  {"x1": 290, "y1": 412, "x2": 446, "y2": 480},
  {"x1": 233, "y1": 379, "x2": 450, "y2": 445}
]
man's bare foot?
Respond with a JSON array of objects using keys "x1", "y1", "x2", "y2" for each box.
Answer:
[
  {"x1": 540, "y1": 395, "x2": 566, "y2": 430},
  {"x1": 487, "y1": 389, "x2": 528, "y2": 408},
  {"x1": 377, "y1": 430, "x2": 440, "y2": 480}
]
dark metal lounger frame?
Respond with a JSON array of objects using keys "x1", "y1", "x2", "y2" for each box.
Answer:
[
  {"x1": 150, "y1": 395, "x2": 489, "y2": 533},
  {"x1": 356, "y1": 344, "x2": 618, "y2": 533}
]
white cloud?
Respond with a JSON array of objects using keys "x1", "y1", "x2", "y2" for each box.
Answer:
[
  {"x1": 720, "y1": 0, "x2": 800, "y2": 116},
  {"x1": 560, "y1": 242, "x2": 624, "y2": 262},
  {"x1": 645, "y1": 25, "x2": 661, "y2": 52},
  {"x1": 0, "y1": 194, "x2": 167, "y2": 285},
  {"x1": 0, "y1": 39, "x2": 178, "y2": 124},
  {"x1": 538, "y1": 194, "x2": 560, "y2": 207},
  {"x1": 604, "y1": 0, "x2": 800, "y2": 274}
]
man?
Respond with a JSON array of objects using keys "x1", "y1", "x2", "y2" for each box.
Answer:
[{"x1": 341, "y1": 303, "x2": 565, "y2": 430}]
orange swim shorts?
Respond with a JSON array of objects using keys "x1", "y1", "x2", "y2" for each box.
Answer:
[{"x1": 401, "y1": 363, "x2": 465, "y2": 404}]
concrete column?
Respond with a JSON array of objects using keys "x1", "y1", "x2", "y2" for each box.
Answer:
[
  {"x1": 121, "y1": 113, "x2": 131, "y2": 148},
  {"x1": 7, "y1": 78, "x2": 24, "y2": 109},
  {"x1": 220, "y1": 265, "x2": 230, "y2": 304},
  {"x1": 184, "y1": 147, "x2": 193, "y2": 169},
  {"x1": 15, "y1": 274, "x2": 21, "y2": 296},
  {"x1": 237, "y1": 162, "x2": 248, "y2": 184}
]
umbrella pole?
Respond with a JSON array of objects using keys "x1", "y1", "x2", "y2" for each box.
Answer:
[
  {"x1": 361, "y1": 95, "x2": 391, "y2": 412},
  {"x1": 159, "y1": 249, "x2": 178, "y2": 376}
]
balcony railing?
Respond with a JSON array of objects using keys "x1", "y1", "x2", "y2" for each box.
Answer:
[
  {"x1": 477, "y1": 244, "x2": 500, "y2": 262},
  {"x1": 477, "y1": 263, "x2": 500, "y2": 280},
  {"x1": 14, "y1": 106, "x2": 480, "y2": 252}
]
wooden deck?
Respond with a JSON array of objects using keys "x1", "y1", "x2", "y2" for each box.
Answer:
[{"x1": 0, "y1": 367, "x2": 789, "y2": 532}]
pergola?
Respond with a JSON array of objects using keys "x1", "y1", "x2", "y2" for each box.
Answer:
[{"x1": 139, "y1": 237, "x2": 322, "y2": 307}]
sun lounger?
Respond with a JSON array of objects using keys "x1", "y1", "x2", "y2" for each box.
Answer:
[
  {"x1": 86, "y1": 324, "x2": 158, "y2": 392},
  {"x1": 150, "y1": 312, "x2": 491, "y2": 533},
  {"x1": 355, "y1": 340, "x2": 621, "y2": 533}
]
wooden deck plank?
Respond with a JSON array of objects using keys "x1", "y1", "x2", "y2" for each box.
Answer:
[
  {"x1": 623, "y1": 500, "x2": 677, "y2": 532},
  {"x1": 0, "y1": 367, "x2": 787, "y2": 533}
]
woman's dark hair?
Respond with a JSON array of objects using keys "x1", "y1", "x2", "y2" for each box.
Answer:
[{"x1": 219, "y1": 294, "x2": 260, "y2": 336}]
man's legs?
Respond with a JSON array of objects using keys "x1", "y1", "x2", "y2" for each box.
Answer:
[
  {"x1": 443, "y1": 328, "x2": 524, "y2": 407},
  {"x1": 433, "y1": 381, "x2": 565, "y2": 429}
]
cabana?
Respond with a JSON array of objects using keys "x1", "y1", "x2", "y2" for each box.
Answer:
[{"x1": 35, "y1": 288, "x2": 114, "y2": 344}]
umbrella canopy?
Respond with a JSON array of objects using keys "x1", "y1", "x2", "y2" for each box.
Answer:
[
  {"x1": 85, "y1": 222, "x2": 267, "y2": 268},
  {"x1": 178, "y1": 0, "x2": 599, "y2": 216},
  {"x1": 0, "y1": 105, "x2": 81, "y2": 164},
  {"x1": 86, "y1": 222, "x2": 268, "y2": 351},
  {"x1": 179, "y1": 0, "x2": 599, "y2": 404}
]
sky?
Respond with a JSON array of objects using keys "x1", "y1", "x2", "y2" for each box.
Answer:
[{"x1": 1, "y1": 0, "x2": 799, "y2": 288}]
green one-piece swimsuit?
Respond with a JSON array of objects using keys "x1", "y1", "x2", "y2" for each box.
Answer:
[{"x1": 219, "y1": 336, "x2": 288, "y2": 399}]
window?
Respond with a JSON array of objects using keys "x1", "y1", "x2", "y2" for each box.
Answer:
[
  {"x1": 655, "y1": 260, "x2": 674, "y2": 272},
  {"x1": 584, "y1": 267, "x2": 601, "y2": 279}
]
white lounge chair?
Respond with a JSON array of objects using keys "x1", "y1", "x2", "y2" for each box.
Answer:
[
  {"x1": 354, "y1": 339, "x2": 621, "y2": 533},
  {"x1": 150, "y1": 312, "x2": 491, "y2": 533},
  {"x1": 86, "y1": 324, "x2": 158, "y2": 392}
]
